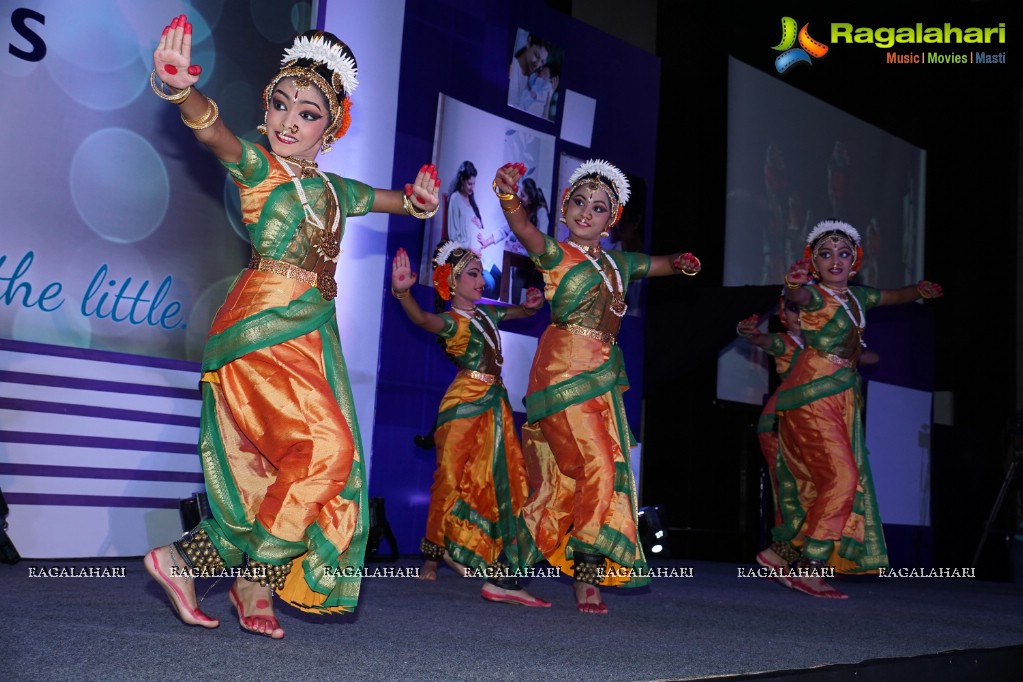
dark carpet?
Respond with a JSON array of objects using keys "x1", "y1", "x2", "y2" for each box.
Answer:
[{"x1": 1, "y1": 556, "x2": 1021, "y2": 681}]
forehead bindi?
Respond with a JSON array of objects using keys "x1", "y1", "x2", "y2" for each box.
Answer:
[
  {"x1": 816, "y1": 239, "x2": 852, "y2": 254},
  {"x1": 572, "y1": 185, "x2": 610, "y2": 206},
  {"x1": 274, "y1": 84, "x2": 325, "y2": 111}
]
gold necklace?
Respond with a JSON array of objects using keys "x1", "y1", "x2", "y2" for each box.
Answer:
[
  {"x1": 819, "y1": 284, "x2": 866, "y2": 347},
  {"x1": 280, "y1": 155, "x2": 319, "y2": 179},
  {"x1": 567, "y1": 240, "x2": 626, "y2": 317},
  {"x1": 568, "y1": 239, "x2": 601, "y2": 255},
  {"x1": 451, "y1": 306, "x2": 503, "y2": 366}
]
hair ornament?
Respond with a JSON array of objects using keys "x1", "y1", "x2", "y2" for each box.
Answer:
[
  {"x1": 282, "y1": 34, "x2": 359, "y2": 96},
  {"x1": 569, "y1": 159, "x2": 631, "y2": 206},
  {"x1": 433, "y1": 240, "x2": 468, "y2": 269},
  {"x1": 804, "y1": 219, "x2": 863, "y2": 269},
  {"x1": 805, "y1": 220, "x2": 861, "y2": 246},
  {"x1": 433, "y1": 265, "x2": 453, "y2": 300}
]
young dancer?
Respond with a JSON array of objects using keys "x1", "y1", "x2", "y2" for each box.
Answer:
[
  {"x1": 144, "y1": 15, "x2": 440, "y2": 637},
  {"x1": 771, "y1": 220, "x2": 942, "y2": 598},
  {"x1": 738, "y1": 298, "x2": 876, "y2": 591},
  {"x1": 390, "y1": 242, "x2": 549, "y2": 607},
  {"x1": 492, "y1": 159, "x2": 701, "y2": 613}
]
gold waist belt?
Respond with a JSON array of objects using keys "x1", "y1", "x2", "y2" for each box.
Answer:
[
  {"x1": 810, "y1": 347, "x2": 857, "y2": 369},
  {"x1": 553, "y1": 322, "x2": 617, "y2": 345},
  {"x1": 248, "y1": 255, "x2": 336, "y2": 301},
  {"x1": 459, "y1": 369, "x2": 502, "y2": 385}
]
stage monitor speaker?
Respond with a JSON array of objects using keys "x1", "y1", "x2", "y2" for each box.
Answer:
[{"x1": 638, "y1": 505, "x2": 670, "y2": 558}]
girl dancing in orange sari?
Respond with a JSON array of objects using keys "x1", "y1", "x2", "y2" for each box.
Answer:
[
  {"x1": 738, "y1": 299, "x2": 807, "y2": 579},
  {"x1": 492, "y1": 160, "x2": 701, "y2": 613},
  {"x1": 772, "y1": 220, "x2": 942, "y2": 598},
  {"x1": 143, "y1": 15, "x2": 439, "y2": 637},
  {"x1": 739, "y1": 299, "x2": 877, "y2": 590},
  {"x1": 390, "y1": 242, "x2": 548, "y2": 607}
]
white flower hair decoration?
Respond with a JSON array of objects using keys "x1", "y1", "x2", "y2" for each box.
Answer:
[
  {"x1": 806, "y1": 220, "x2": 861, "y2": 246},
  {"x1": 434, "y1": 240, "x2": 475, "y2": 268},
  {"x1": 569, "y1": 159, "x2": 631, "y2": 206},
  {"x1": 282, "y1": 34, "x2": 359, "y2": 96}
]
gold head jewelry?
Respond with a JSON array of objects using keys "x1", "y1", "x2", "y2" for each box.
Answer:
[
  {"x1": 433, "y1": 241, "x2": 478, "y2": 289},
  {"x1": 561, "y1": 160, "x2": 630, "y2": 228},
  {"x1": 805, "y1": 220, "x2": 863, "y2": 267},
  {"x1": 812, "y1": 235, "x2": 854, "y2": 259},
  {"x1": 264, "y1": 34, "x2": 359, "y2": 145},
  {"x1": 450, "y1": 250, "x2": 477, "y2": 280},
  {"x1": 265, "y1": 66, "x2": 342, "y2": 137}
]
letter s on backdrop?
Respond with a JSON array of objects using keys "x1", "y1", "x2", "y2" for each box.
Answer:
[{"x1": 9, "y1": 8, "x2": 46, "y2": 62}]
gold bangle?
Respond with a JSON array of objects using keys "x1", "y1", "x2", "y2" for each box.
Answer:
[
  {"x1": 402, "y1": 193, "x2": 437, "y2": 219},
  {"x1": 150, "y1": 70, "x2": 192, "y2": 104},
  {"x1": 784, "y1": 275, "x2": 801, "y2": 289},
  {"x1": 502, "y1": 201, "x2": 522, "y2": 215},
  {"x1": 181, "y1": 97, "x2": 219, "y2": 130},
  {"x1": 522, "y1": 305, "x2": 538, "y2": 315},
  {"x1": 492, "y1": 179, "x2": 516, "y2": 201},
  {"x1": 736, "y1": 323, "x2": 754, "y2": 338},
  {"x1": 391, "y1": 286, "x2": 409, "y2": 300},
  {"x1": 917, "y1": 281, "x2": 935, "y2": 299}
]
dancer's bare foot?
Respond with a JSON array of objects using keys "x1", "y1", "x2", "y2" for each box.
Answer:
[
  {"x1": 419, "y1": 559, "x2": 439, "y2": 581},
  {"x1": 443, "y1": 551, "x2": 468, "y2": 577},
  {"x1": 229, "y1": 578, "x2": 285, "y2": 638},
  {"x1": 755, "y1": 547, "x2": 794, "y2": 589},
  {"x1": 144, "y1": 545, "x2": 219, "y2": 628},
  {"x1": 788, "y1": 556, "x2": 848, "y2": 599},
  {"x1": 790, "y1": 573, "x2": 848, "y2": 599},
  {"x1": 573, "y1": 581, "x2": 608, "y2": 614},
  {"x1": 481, "y1": 581, "x2": 551, "y2": 607}
]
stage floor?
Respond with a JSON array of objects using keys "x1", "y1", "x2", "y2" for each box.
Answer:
[{"x1": 1, "y1": 556, "x2": 1021, "y2": 681}]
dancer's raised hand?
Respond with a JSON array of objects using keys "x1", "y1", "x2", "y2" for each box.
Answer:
[{"x1": 154, "y1": 14, "x2": 202, "y2": 91}]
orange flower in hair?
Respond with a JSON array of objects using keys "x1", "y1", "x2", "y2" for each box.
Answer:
[
  {"x1": 433, "y1": 264, "x2": 453, "y2": 300},
  {"x1": 336, "y1": 97, "x2": 352, "y2": 139}
]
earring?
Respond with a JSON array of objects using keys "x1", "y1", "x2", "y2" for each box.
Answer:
[
  {"x1": 599, "y1": 231, "x2": 609, "y2": 239},
  {"x1": 320, "y1": 136, "x2": 335, "y2": 154},
  {"x1": 257, "y1": 112, "x2": 268, "y2": 136},
  {"x1": 850, "y1": 270, "x2": 857, "y2": 277}
]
